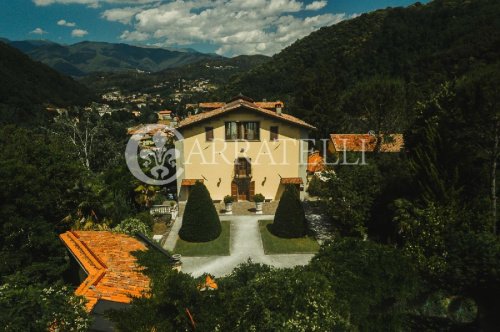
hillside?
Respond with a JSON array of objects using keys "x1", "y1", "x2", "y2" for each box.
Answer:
[
  {"x1": 78, "y1": 54, "x2": 270, "y2": 95},
  {"x1": 225, "y1": 0, "x2": 500, "y2": 136},
  {"x1": 0, "y1": 41, "x2": 92, "y2": 123},
  {"x1": 6, "y1": 40, "x2": 222, "y2": 76}
]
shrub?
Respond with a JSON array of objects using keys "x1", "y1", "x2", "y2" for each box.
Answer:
[
  {"x1": 224, "y1": 195, "x2": 234, "y2": 204},
  {"x1": 154, "y1": 193, "x2": 167, "y2": 205},
  {"x1": 306, "y1": 175, "x2": 326, "y2": 196},
  {"x1": 114, "y1": 218, "x2": 151, "y2": 237},
  {"x1": 135, "y1": 211, "x2": 155, "y2": 229},
  {"x1": 269, "y1": 185, "x2": 307, "y2": 238},
  {"x1": 179, "y1": 181, "x2": 221, "y2": 242},
  {"x1": 253, "y1": 193, "x2": 265, "y2": 203}
]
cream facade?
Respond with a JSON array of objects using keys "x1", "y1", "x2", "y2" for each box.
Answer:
[{"x1": 175, "y1": 98, "x2": 315, "y2": 202}]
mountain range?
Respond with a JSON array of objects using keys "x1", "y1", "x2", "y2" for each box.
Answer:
[{"x1": 3, "y1": 39, "x2": 222, "y2": 76}]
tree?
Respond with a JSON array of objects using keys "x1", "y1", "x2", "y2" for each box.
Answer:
[
  {"x1": 341, "y1": 76, "x2": 407, "y2": 150},
  {"x1": 179, "y1": 181, "x2": 221, "y2": 242},
  {"x1": 309, "y1": 238, "x2": 420, "y2": 331},
  {"x1": 0, "y1": 126, "x2": 84, "y2": 282},
  {"x1": 269, "y1": 184, "x2": 307, "y2": 238},
  {"x1": 0, "y1": 278, "x2": 91, "y2": 331},
  {"x1": 324, "y1": 163, "x2": 382, "y2": 238}
]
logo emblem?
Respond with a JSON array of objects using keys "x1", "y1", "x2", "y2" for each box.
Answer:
[{"x1": 125, "y1": 124, "x2": 184, "y2": 185}]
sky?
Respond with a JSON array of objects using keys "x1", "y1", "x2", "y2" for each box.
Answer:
[{"x1": 0, "y1": 0, "x2": 429, "y2": 56}]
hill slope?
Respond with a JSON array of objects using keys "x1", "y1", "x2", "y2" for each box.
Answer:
[
  {"x1": 7, "y1": 40, "x2": 222, "y2": 76},
  {"x1": 0, "y1": 41, "x2": 92, "y2": 123},
  {"x1": 226, "y1": 0, "x2": 500, "y2": 135}
]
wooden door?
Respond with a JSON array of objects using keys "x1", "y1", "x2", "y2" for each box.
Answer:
[
  {"x1": 237, "y1": 180, "x2": 249, "y2": 201},
  {"x1": 249, "y1": 181, "x2": 255, "y2": 201}
]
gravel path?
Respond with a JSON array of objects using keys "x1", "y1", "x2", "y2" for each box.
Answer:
[{"x1": 164, "y1": 215, "x2": 315, "y2": 277}]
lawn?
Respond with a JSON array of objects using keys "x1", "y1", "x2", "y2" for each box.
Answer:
[
  {"x1": 173, "y1": 219, "x2": 231, "y2": 256},
  {"x1": 259, "y1": 220, "x2": 320, "y2": 254}
]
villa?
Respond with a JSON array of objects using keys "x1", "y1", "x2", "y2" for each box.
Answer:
[{"x1": 174, "y1": 95, "x2": 316, "y2": 202}]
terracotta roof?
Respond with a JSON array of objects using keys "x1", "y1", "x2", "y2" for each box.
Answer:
[
  {"x1": 307, "y1": 151, "x2": 324, "y2": 173},
  {"x1": 177, "y1": 99, "x2": 316, "y2": 130},
  {"x1": 158, "y1": 110, "x2": 172, "y2": 114},
  {"x1": 60, "y1": 231, "x2": 150, "y2": 312},
  {"x1": 280, "y1": 177, "x2": 304, "y2": 185},
  {"x1": 330, "y1": 134, "x2": 404, "y2": 152},
  {"x1": 254, "y1": 101, "x2": 284, "y2": 110},
  {"x1": 181, "y1": 179, "x2": 204, "y2": 186},
  {"x1": 199, "y1": 102, "x2": 226, "y2": 109}
]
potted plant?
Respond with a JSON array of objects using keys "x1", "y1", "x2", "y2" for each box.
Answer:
[
  {"x1": 253, "y1": 193, "x2": 265, "y2": 214},
  {"x1": 224, "y1": 195, "x2": 234, "y2": 214}
]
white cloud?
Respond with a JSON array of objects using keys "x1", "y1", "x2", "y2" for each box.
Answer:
[
  {"x1": 57, "y1": 19, "x2": 76, "y2": 27},
  {"x1": 120, "y1": 30, "x2": 150, "y2": 41},
  {"x1": 101, "y1": 6, "x2": 145, "y2": 24},
  {"x1": 102, "y1": 0, "x2": 349, "y2": 56},
  {"x1": 305, "y1": 1, "x2": 327, "y2": 11},
  {"x1": 30, "y1": 27, "x2": 48, "y2": 35},
  {"x1": 71, "y1": 29, "x2": 89, "y2": 37}
]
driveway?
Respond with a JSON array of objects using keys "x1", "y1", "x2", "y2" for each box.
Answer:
[{"x1": 163, "y1": 215, "x2": 315, "y2": 277}]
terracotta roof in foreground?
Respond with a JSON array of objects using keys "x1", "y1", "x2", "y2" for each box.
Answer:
[
  {"x1": 177, "y1": 99, "x2": 316, "y2": 130},
  {"x1": 60, "y1": 231, "x2": 150, "y2": 312},
  {"x1": 330, "y1": 134, "x2": 404, "y2": 152}
]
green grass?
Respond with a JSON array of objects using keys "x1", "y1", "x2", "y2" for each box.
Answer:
[
  {"x1": 259, "y1": 220, "x2": 320, "y2": 254},
  {"x1": 173, "y1": 219, "x2": 231, "y2": 256}
]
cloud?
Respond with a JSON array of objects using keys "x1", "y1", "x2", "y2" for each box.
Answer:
[
  {"x1": 57, "y1": 19, "x2": 76, "y2": 27},
  {"x1": 305, "y1": 1, "x2": 327, "y2": 11},
  {"x1": 120, "y1": 30, "x2": 149, "y2": 41},
  {"x1": 30, "y1": 27, "x2": 48, "y2": 35},
  {"x1": 102, "y1": 0, "x2": 350, "y2": 56},
  {"x1": 71, "y1": 29, "x2": 89, "y2": 37},
  {"x1": 101, "y1": 6, "x2": 146, "y2": 24}
]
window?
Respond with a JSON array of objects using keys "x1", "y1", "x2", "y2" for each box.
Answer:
[
  {"x1": 270, "y1": 126, "x2": 279, "y2": 141},
  {"x1": 205, "y1": 127, "x2": 214, "y2": 141},
  {"x1": 225, "y1": 122, "x2": 260, "y2": 140},
  {"x1": 234, "y1": 158, "x2": 251, "y2": 177}
]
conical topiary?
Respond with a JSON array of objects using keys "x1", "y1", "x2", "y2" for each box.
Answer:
[
  {"x1": 179, "y1": 181, "x2": 221, "y2": 242},
  {"x1": 269, "y1": 184, "x2": 307, "y2": 238}
]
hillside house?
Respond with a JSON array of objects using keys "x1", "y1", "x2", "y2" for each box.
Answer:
[{"x1": 175, "y1": 95, "x2": 315, "y2": 202}]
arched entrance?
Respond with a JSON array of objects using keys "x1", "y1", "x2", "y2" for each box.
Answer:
[{"x1": 231, "y1": 157, "x2": 255, "y2": 201}]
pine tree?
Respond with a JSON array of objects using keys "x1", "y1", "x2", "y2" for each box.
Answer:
[
  {"x1": 179, "y1": 181, "x2": 221, "y2": 242},
  {"x1": 269, "y1": 185, "x2": 307, "y2": 238}
]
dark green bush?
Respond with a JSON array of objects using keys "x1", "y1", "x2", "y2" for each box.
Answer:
[
  {"x1": 269, "y1": 185, "x2": 307, "y2": 238},
  {"x1": 306, "y1": 175, "x2": 326, "y2": 197},
  {"x1": 179, "y1": 181, "x2": 221, "y2": 242}
]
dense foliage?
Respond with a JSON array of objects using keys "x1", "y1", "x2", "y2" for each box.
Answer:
[
  {"x1": 269, "y1": 184, "x2": 307, "y2": 238},
  {"x1": 225, "y1": 0, "x2": 500, "y2": 137},
  {"x1": 0, "y1": 41, "x2": 92, "y2": 125},
  {"x1": 109, "y1": 238, "x2": 419, "y2": 331},
  {"x1": 179, "y1": 181, "x2": 222, "y2": 242}
]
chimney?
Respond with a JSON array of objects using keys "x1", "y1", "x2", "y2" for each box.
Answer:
[{"x1": 275, "y1": 104, "x2": 282, "y2": 115}]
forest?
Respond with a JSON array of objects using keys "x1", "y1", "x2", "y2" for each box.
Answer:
[{"x1": 0, "y1": 0, "x2": 499, "y2": 330}]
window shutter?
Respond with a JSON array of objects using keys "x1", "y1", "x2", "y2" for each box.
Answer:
[
  {"x1": 270, "y1": 126, "x2": 278, "y2": 141},
  {"x1": 231, "y1": 181, "x2": 238, "y2": 200},
  {"x1": 205, "y1": 127, "x2": 213, "y2": 141},
  {"x1": 249, "y1": 181, "x2": 255, "y2": 201}
]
